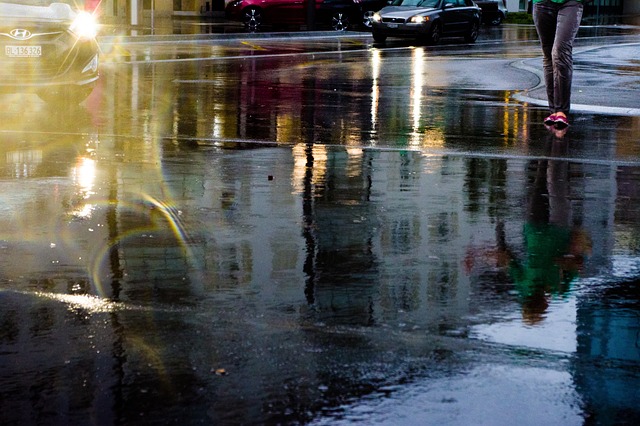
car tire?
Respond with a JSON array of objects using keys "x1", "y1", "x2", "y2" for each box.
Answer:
[
  {"x1": 426, "y1": 22, "x2": 442, "y2": 45},
  {"x1": 362, "y1": 11, "x2": 375, "y2": 30},
  {"x1": 331, "y1": 12, "x2": 350, "y2": 31},
  {"x1": 243, "y1": 7, "x2": 263, "y2": 32},
  {"x1": 37, "y1": 84, "x2": 95, "y2": 105},
  {"x1": 372, "y1": 32, "x2": 387, "y2": 44},
  {"x1": 464, "y1": 20, "x2": 479, "y2": 43},
  {"x1": 489, "y1": 15, "x2": 503, "y2": 26}
]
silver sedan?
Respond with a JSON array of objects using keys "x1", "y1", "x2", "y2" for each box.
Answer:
[{"x1": 371, "y1": 0, "x2": 482, "y2": 44}]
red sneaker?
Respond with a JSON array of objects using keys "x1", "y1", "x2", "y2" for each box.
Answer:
[
  {"x1": 554, "y1": 115, "x2": 569, "y2": 129},
  {"x1": 544, "y1": 114, "x2": 557, "y2": 125}
]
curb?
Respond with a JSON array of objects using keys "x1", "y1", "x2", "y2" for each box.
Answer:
[
  {"x1": 98, "y1": 30, "x2": 369, "y2": 45},
  {"x1": 510, "y1": 44, "x2": 640, "y2": 117}
]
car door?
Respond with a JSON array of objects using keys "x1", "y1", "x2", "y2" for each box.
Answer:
[
  {"x1": 457, "y1": 0, "x2": 480, "y2": 30},
  {"x1": 439, "y1": 0, "x2": 467, "y2": 35},
  {"x1": 263, "y1": 0, "x2": 306, "y2": 25}
]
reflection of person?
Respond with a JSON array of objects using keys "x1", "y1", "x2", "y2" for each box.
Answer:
[
  {"x1": 511, "y1": 139, "x2": 591, "y2": 323},
  {"x1": 533, "y1": 0, "x2": 585, "y2": 129},
  {"x1": 464, "y1": 139, "x2": 591, "y2": 324}
]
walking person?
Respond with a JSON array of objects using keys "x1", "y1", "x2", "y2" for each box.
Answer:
[{"x1": 532, "y1": 0, "x2": 585, "y2": 129}]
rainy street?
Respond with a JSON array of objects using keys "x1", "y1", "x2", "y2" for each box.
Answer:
[{"x1": 1, "y1": 22, "x2": 640, "y2": 424}]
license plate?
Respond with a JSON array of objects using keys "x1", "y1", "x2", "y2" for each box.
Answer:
[
  {"x1": 387, "y1": 23, "x2": 399, "y2": 28},
  {"x1": 5, "y1": 45, "x2": 42, "y2": 57}
]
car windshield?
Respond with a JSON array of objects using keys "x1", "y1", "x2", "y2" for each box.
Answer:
[{"x1": 389, "y1": 0, "x2": 441, "y2": 7}]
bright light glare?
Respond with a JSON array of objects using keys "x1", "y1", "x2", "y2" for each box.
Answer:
[
  {"x1": 410, "y1": 15, "x2": 427, "y2": 24},
  {"x1": 75, "y1": 157, "x2": 96, "y2": 195},
  {"x1": 70, "y1": 11, "x2": 98, "y2": 40},
  {"x1": 372, "y1": 13, "x2": 382, "y2": 23}
]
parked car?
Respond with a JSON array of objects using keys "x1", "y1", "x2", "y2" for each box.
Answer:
[
  {"x1": 355, "y1": 0, "x2": 391, "y2": 29},
  {"x1": 371, "y1": 0, "x2": 482, "y2": 44},
  {"x1": 0, "y1": 1, "x2": 99, "y2": 104},
  {"x1": 475, "y1": 0, "x2": 507, "y2": 25},
  {"x1": 225, "y1": 0, "x2": 359, "y2": 32}
]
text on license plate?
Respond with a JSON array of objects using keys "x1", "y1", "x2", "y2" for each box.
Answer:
[
  {"x1": 5, "y1": 45, "x2": 42, "y2": 57},
  {"x1": 387, "y1": 23, "x2": 398, "y2": 28}
]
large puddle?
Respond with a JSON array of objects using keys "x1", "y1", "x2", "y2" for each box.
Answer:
[{"x1": 1, "y1": 29, "x2": 639, "y2": 424}]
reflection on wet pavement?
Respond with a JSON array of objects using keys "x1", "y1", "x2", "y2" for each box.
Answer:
[{"x1": 1, "y1": 28, "x2": 639, "y2": 424}]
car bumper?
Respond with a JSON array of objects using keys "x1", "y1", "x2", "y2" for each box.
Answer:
[
  {"x1": 371, "y1": 21, "x2": 433, "y2": 38},
  {"x1": 0, "y1": 37, "x2": 99, "y2": 90}
]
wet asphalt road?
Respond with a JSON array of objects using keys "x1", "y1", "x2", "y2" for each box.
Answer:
[{"x1": 1, "y1": 24, "x2": 640, "y2": 424}]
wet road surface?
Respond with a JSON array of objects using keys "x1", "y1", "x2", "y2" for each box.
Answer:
[{"x1": 1, "y1": 24, "x2": 640, "y2": 424}]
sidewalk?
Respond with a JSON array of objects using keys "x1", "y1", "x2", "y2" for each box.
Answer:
[{"x1": 515, "y1": 43, "x2": 640, "y2": 116}]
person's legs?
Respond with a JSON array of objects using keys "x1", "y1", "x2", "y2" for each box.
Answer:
[
  {"x1": 533, "y1": 1, "x2": 583, "y2": 122},
  {"x1": 533, "y1": 1, "x2": 559, "y2": 114},
  {"x1": 552, "y1": 1, "x2": 583, "y2": 116}
]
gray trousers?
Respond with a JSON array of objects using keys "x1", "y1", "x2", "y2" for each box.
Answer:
[{"x1": 533, "y1": 0, "x2": 583, "y2": 115}]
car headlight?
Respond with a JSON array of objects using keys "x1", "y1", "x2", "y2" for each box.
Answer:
[
  {"x1": 410, "y1": 15, "x2": 429, "y2": 24},
  {"x1": 70, "y1": 11, "x2": 98, "y2": 40},
  {"x1": 82, "y1": 53, "x2": 99, "y2": 74},
  {"x1": 372, "y1": 12, "x2": 382, "y2": 23}
]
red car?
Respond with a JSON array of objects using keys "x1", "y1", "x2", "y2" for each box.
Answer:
[
  {"x1": 85, "y1": 0, "x2": 100, "y2": 12},
  {"x1": 225, "y1": 0, "x2": 359, "y2": 32}
]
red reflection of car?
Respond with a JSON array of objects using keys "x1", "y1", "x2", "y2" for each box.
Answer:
[
  {"x1": 0, "y1": 1, "x2": 100, "y2": 104},
  {"x1": 225, "y1": 0, "x2": 359, "y2": 32}
]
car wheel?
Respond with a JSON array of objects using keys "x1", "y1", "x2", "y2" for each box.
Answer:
[
  {"x1": 362, "y1": 11, "x2": 375, "y2": 29},
  {"x1": 489, "y1": 14, "x2": 503, "y2": 26},
  {"x1": 372, "y1": 32, "x2": 387, "y2": 44},
  {"x1": 37, "y1": 84, "x2": 95, "y2": 105},
  {"x1": 427, "y1": 22, "x2": 442, "y2": 45},
  {"x1": 243, "y1": 7, "x2": 263, "y2": 32},
  {"x1": 331, "y1": 12, "x2": 350, "y2": 31},
  {"x1": 464, "y1": 20, "x2": 479, "y2": 43}
]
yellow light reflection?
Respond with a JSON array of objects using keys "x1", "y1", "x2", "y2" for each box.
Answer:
[
  {"x1": 5, "y1": 149, "x2": 42, "y2": 179},
  {"x1": 370, "y1": 49, "x2": 381, "y2": 136},
  {"x1": 503, "y1": 92, "x2": 511, "y2": 146},
  {"x1": 410, "y1": 48, "x2": 425, "y2": 147},
  {"x1": 291, "y1": 144, "x2": 328, "y2": 194},
  {"x1": 521, "y1": 103, "x2": 529, "y2": 142},
  {"x1": 501, "y1": 91, "x2": 530, "y2": 145},
  {"x1": 35, "y1": 291, "x2": 117, "y2": 313},
  {"x1": 346, "y1": 147, "x2": 363, "y2": 178},
  {"x1": 276, "y1": 114, "x2": 296, "y2": 144},
  {"x1": 420, "y1": 128, "x2": 445, "y2": 149},
  {"x1": 74, "y1": 156, "x2": 96, "y2": 196},
  {"x1": 70, "y1": 156, "x2": 96, "y2": 218}
]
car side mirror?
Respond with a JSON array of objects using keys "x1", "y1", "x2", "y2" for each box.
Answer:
[{"x1": 444, "y1": 3, "x2": 454, "y2": 8}]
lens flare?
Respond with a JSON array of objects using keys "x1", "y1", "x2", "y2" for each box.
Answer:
[{"x1": 71, "y1": 11, "x2": 98, "y2": 40}]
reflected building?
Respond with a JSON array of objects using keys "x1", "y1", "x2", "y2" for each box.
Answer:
[
  {"x1": 572, "y1": 156, "x2": 640, "y2": 424},
  {"x1": 574, "y1": 276, "x2": 640, "y2": 425}
]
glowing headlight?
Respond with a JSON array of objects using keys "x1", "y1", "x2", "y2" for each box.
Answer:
[
  {"x1": 82, "y1": 54, "x2": 99, "y2": 74},
  {"x1": 410, "y1": 15, "x2": 429, "y2": 24},
  {"x1": 70, "y1": 11, "x2": 98, "y2": 40},
  {"x1": 372, "y1": 12, "x2": 382, "y2": 23}
]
